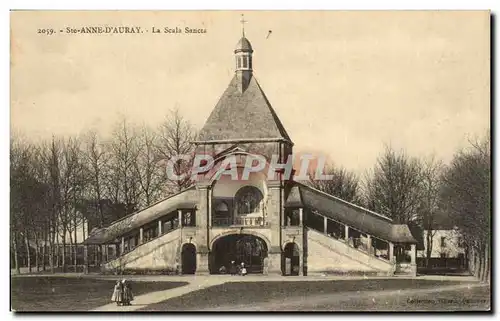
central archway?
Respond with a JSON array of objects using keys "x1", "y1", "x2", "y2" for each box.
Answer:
[{"x1": 210, "y1": 234, "x2": 268, "y2": 274}]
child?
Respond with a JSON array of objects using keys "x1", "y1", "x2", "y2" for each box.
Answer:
[
  {"x1": 111, "y1": 280, "x2": 123, "y2": 306},
  {"x1": 121, "y1": 279, "x2": 134, "y2": 306}
]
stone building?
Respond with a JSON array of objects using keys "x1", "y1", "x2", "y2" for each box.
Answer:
[{"x1": 84, "y1": 33, "x2": 418, "y2": 276}]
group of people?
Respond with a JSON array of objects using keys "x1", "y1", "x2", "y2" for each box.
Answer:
[
  {"x1": 219, "y1": 261, "x2": 248, "y2": 276},
  {"x1": 111, "y1": 279, "x2": 134, "y2": 306}
]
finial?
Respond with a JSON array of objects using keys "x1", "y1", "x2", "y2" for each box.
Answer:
[{"x1": 240, "y1": 14, "x2": 247, "y2": 37}]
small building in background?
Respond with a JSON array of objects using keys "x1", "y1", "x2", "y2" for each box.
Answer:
[{"x1": 417, "y1": 217, "x2": 468, "y2": 273}]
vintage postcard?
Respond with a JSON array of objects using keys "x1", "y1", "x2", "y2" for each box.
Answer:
[{"x1": 10, "y1": 10, "x2": 491, "y2": 312}]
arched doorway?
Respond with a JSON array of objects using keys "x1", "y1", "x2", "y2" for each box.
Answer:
[
  {"x1": 181, "y1": 243, "x2": 196, "y2": 274},
  {"x1": 283, "y1": 243, "x2": 300, "y2": 276},
  {"x1": 210, "y1": 234, "x2": 268, "y2": 274}
]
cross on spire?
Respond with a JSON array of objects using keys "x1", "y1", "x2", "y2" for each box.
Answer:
[{"x1": 240, "y1": 14, "x2": 247, "y2": 37}]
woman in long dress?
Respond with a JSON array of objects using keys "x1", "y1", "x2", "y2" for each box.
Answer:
[
  {"x1": 121, "y1": 279, "x2": 134, "y2": 306},
  {"x1": 111, "y1": 281, "x2": 123, "y2": 306}
]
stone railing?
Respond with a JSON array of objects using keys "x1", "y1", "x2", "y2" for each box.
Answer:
[{"x1": 212, "y1": 217, "x2": 267, "y2": 227}]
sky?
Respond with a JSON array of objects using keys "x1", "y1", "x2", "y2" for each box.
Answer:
[{"x1": 10, "y1": 11, "x2": 490, "y2": 174}]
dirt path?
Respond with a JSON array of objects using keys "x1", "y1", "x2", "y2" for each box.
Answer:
[{"x1": 91, "y1": 277, "x2": 225, "y2": 312}]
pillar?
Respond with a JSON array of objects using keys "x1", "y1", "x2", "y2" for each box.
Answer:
[
  {"x1": 389, "y1": 242, "x2": 395, "y2": 263},
  {"x1": 323, "y1": 216, "x2": 328, "y2": 234},
  {"x1": 410, "y1": 243, "x2": 416, "y2": 264},
  {"x1": 158, "y1": 219, "x2": 162, "y2": 236},
  {"x1": 139, "y1": 227, "x2": 144, "y2": 244},
  {"x1": 267, "y1": 248, "x2": 282, "y2": 275},
  {"x1": 195, "y1": 250, "x2": 210, "y2": 275},
  {"x1": 121, "y1": 237, "x2": 125, "y2": 255},
  {"x1": 208, "y1": 187, "x2": 213, "y2": 227},
  {"x1": 178, "y1": 209, "x2": 183, "y2": 227},
  {"x1": 83, "y1": 245, "x2": 88, "y2": 274},
  {"x1": 410, "y1": 243, "x2": 417, "y2": 276},
  {"x1": 299, "y1": 208, "x2": 303, "y2": 226},
  {"x1": 345, "y1": 225, "x2": 349, "y2": 242},
  {"x1": 367, "y1": 235, "x2": 372, "y2": 255}
]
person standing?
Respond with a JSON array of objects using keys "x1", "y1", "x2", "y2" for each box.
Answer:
[
  {"x1": 121, "y1": 279, "x2": 134, "y2": 306},
  {"x1": 240, "y1": 262, "x2": 247, "y2": 276},
  {"x1": 111, "y1": 280, "x2": 123, "y2": 306}
]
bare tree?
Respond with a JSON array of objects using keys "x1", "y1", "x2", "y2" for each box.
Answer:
[
  {"x1": 83, "y1": 131, "x2": 109, "y2": 227},
  {"x1": 441, "y1": 133, "x2": 490, "y2": 282},
  {"x1": 107, "y1": 117, "x2": 141, "y2": 215},
  {"x1": 135, "y1": 124, "x2": 165, "y2": 207},
  {"x1": 416, "y1": 156, "x2": 444, "y2": 268},
  {"x1": 308, "y1": 163, "x2": 362, "y2": 205},
  {"x1": 364, "y1": 145, "x2": 422, "y2": 224},
  {"x1": 156, "y1": 108, "x2": 197, "y2": 194}
]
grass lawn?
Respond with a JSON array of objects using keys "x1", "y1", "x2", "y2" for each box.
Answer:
[
  {"x1": 11, "y1": 276, "x2": 188, "y2": 312},
  {"x1": 141, "y1": 279, "x2": 476, "y2": 311},
  {"x1": 314, "y1": 285, "x2": 490, "y2": 311}
]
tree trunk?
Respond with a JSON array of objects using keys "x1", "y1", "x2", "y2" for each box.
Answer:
[
  {"x1": 24, "y1": 230, "x2": 32, "y2": 274},
  {"x1": 12, "y1": 232, "x2": 20, "y2": 275},
  {"x1": 68, "y1": 228, "x2": 74, "y2": 272},
  {"x1": 42, "y1": 228, "x2": 47, "y2": 271},
  {"x1": 73, "y1": 219, "x2": 78, "y2": 271},
  {"x1": 48, "y1": 228, "x2": 54, "y2": 273},
  {"x1": 482, "y1": 242, "x2": 489, "y2": 283},
  {"x1": 425, "y1": 231, "x2": 433, "y2": 268},
  {"x1": 34, "y1": 232, "x2": 40, "y2": 272},
  {"x1": 477, "y1": 246, "x2": 484, "y2": 281}
]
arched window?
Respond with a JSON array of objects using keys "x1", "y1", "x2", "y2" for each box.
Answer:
[
  {"x1": 242, "y1": 56, "x2": 248, "y2": 68},
  {"x1": 235, "y1": 186, "x2": 263, "y2": 215}
]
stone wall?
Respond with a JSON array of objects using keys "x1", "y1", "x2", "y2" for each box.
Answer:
[
  {"x1": 103, "y1": 229, "x2": 181, "y2": 273},
  {"x1": 306, "y1": 228, "x2": 393, "y2": 275}
]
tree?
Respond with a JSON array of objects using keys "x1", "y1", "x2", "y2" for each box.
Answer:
[
  {"x1": 416, "y1": 156, "x2": 444, "y2": 268},
  {"x1": 364, "y1": 145, "x2": 422, "y2": 224},
  {"x1": 135, "y1": 124, "x2": 165, "y2": 207},
  {"x1": 83, "y1": 131, "x2": 109, "y2": 228},
  {"x1": 106, "y1": 117, "x2": 141, "y2": 215},
  {"x1": 156, "y1": 108, "x2": 197, "y2": 194},
  {"x1": 440, "y1": 133, "x2": 490, "y2": 282},
  {"x1": 308, "y1": 163, "x2": 362, "y2": 205}
]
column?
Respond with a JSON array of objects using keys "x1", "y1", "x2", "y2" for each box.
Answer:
[
  {"x1": 344, "y1": 225, "x2": 349, "y2": 242},
  {"x1": 195, "y1": 250, "x2": 210, "y2": 275},
  {"x1": 83, "y1": 245, "x2": 88, "y2": 274},
  {"x1": 267, "y1": 248, "x2": 283, "y2": 275},
  {"x1": 208, "y1": 187, "x2": 213, "y2": 227},
  {"x1": 299, "y1": 208, "x2": 303, "y2": 226},
  {"x1": 323, "y1": 216, "x2": 328, "y2": 234},
  {"x1": 139, "y1": 227, "x2": 144, "y2": 244},
  {"x1": 389, "y1": 242, "x2": 395, "y2": 263},
  {"x1": 410, "y1": 243, "x2": 417, "y2": 276},
  {"x1": 121, "y1": 237, "x2": 125, "y2": 255},
  {"x1": 101, "y1": 244, "x2": 108, "y2": 263},
  {"x1": 178, "y1": 209, "x2": 183, "y2": 227},
  {"x1": 366, "y1": 235, "x2": 372, "y2": 255},
  {"x1": 158, "y1": 219, "x2": 162, "y2": 236}
]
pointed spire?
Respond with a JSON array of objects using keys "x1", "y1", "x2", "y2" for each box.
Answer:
[{"x1": 240, "y1": 14, "x2": 247, "y2": 37}]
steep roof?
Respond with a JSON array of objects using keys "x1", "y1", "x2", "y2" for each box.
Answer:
[
  {"x1": 83, "y1": 187, "x2": 197, "y2": 244},
  {"x1": 197, "y1": 74, "x2": 292, "y2": 143},
  {"x1": 294, "y1": 182, "x2": 417, "y2": 243}
]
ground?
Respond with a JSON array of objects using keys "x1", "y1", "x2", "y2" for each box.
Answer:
[
  {"x1": 10, "y1": 276, "x2": 188, "y2": 311},
  {"x1": 142, "y1": 279, "x2": 490, "y2": 311},
  {"x1": 10, "y1": 274, "x2": 491, "y2": 312}
]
